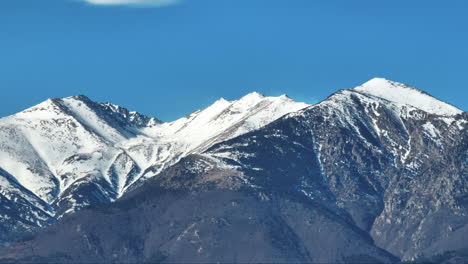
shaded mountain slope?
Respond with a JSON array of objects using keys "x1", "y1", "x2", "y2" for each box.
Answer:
[{"x1": 0, "y1": 178, "x2": 398, "y2": 263}]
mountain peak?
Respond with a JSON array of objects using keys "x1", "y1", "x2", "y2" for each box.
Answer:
[
  {"x1": 215, "y1": 97, "x2": 230, "y2": 103},
  {"x1": 361, "y1": 77, "x2": 393, "y2": 86},
  {"x1": 278, "y1": 94, "x2": 293, "y2": 101},
  {"x1": 351, "y1": 78, "x2": 463, "y2": 116},
  {"x1": 240, "y1": 91, "x2": 265, "y2": 99},
  {"x1": 357, "y1": 77, "x2": 421, "y2": 94},
  {"x1": 10, "y1": 95, "x2": 162, "y2": 128}
]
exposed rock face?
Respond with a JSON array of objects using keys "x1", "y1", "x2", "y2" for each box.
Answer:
[{"x1": 0, "y1": 78, "x2": 466, "y2": 263}]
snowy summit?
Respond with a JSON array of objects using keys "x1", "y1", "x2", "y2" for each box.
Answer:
[{"x1": 352, "y1": 78, "x2": 463, "y2": 116}]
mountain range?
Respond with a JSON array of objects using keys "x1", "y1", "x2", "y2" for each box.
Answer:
[
  {"x1": 0, "y1": 91, "x2": 308, "y2": 245},
  {"x1": 0, "y1": 78, "x2": 466, "y2": 263}
]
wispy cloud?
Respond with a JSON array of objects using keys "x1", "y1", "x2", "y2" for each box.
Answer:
[{"x1": 82, "y1": 0, "x2": 180, "y2": 7}]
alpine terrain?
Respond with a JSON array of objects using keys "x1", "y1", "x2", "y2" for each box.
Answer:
[{"x1": 0, "y1": 78, "x2": 466, "y2": 263}]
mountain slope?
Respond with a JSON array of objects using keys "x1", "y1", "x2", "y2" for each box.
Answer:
[
  {"x1": 0, "y1": 93, "x2": 308, "y2": 246},
  {"x1": 0, "y1": 171, "x2": 398, "y2": 264},
  {"x1": 0, "y1": 168, "x2": 54, "y2": 248}
]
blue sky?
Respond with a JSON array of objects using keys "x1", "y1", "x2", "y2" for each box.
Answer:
[{"x1": 1, "y1": 0, "x2": 467, "y2": 121}]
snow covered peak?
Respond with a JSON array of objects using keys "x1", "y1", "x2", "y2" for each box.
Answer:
[
  {"x1": 243, "y1": 91, "x2": 265, "y2": 98},
  {"x1": 140, "y1": 92, "x2": 309, "y2": 160},
  {"x1": 352, "y1": 78, "x2": 463, "y2": 116},
  {"x1": 237, "y1": 92, "x2": 265, "y2": 104},
  {"x1": 7, "y1": 95, "x2": 161, "y2": 129},
  {"x1": 153, "y1": 92, "x2": 307, "y2": 134},
  {"x1": 214, "y1": 97, "x2": 230, "y2": 104},
  {"x1": 209, "y1": 97, "x2": 232, "y2": 109}
]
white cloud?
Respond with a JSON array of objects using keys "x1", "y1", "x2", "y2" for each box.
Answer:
[{"x1": 82, "y1": 0, "x2": 180, "y2": 7}]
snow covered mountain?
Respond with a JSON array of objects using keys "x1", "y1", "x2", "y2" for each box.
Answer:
[
  {"x1": 196, "y1": 78, "x2": 466, "y2": 261},
  {"x1": 0, "y1": 92, "x2": 308, "y2": 246},
  {"x1": 0, "y1": 78, "x2": 466, "y2": 263}
]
